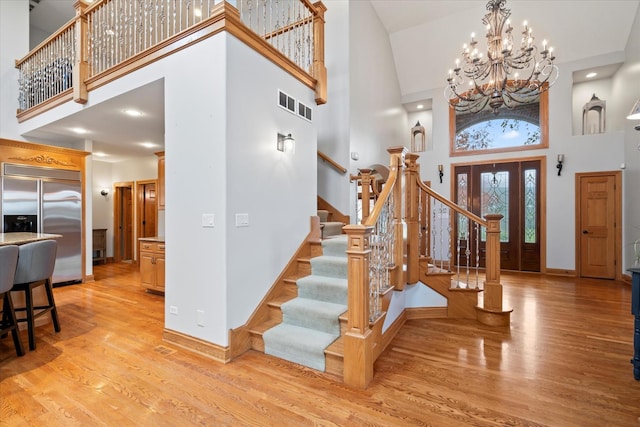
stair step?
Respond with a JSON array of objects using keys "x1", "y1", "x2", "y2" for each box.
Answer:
[
  {"x1": 281, "y1": 298, "x2": 346, "y2": 335},
  {"x1": 263, "y1": 323, "x2": 339, "y2": 371},
  {"x1": 322, "y1": 222, "x2": 344, "y2": 237},
  {"x1": 248, "y1": 318, "x2": 281, "y2": 352},
  {"x1": 296, "y1": 275, "x2": 347, "y2": 305},
  {"x1": 321, "y1": 234, "x2": 348, "y2": 256},
  {"x1": 310, "y1": 255, "x2": 347, "y2": 279}
]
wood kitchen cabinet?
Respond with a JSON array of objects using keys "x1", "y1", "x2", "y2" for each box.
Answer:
[{"x1": 139, "y1": 239, "x2": 165, "y2": 293}]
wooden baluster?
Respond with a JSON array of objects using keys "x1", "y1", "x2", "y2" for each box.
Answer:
[
  {"x1": 343, "y1": 224, "x2": 374, "y2": 389},
  {"x1": 73, "y1": 0, "x2": 88, "y2": 104},
  {"x1": 483, "y1": 213, "x2": 504, "y2": 311},
  {"x1": 312, "y1": 2, "x2": 327, "y2": 104},
  {"x1": 404, "y1": 153, "x2": 420, "y2": 285}
]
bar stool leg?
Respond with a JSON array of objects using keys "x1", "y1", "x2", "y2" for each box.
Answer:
[
  {"x1": 3, "y1": 294, "x2": 25, "y2": 356},
  {"x1": 44, "y1": 278, "x2": 60, "y2": 332},
  {"x1": 25, "y1": 284, "x2": 36, "y2": 351}
]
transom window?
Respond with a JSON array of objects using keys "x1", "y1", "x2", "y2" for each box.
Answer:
[{"x1": 449, "y1": 90, "x2": 548, "y2": 156}]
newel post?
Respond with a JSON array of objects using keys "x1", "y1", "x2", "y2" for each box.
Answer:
[
  {"x1": 484, "y1": 214, "x2": 504, "y2": 311},
  {"x1": 387, "y1": 147, "x2": 407, "y2": 289},
  {"x1": 343, "y1": 224, "x2": 374, "y2": 389},
  {"x1": 359, "y1": 169, "x2": 372, "y2": 223},
  {"x1": 404, "y1": 153, "x2": 420, "y2": 285},
  {"x1": 73, "y1": 0, "x2": 89, "y2": 104},
  {"x1": 312, "y1": 2, "x2": 327, "y2": 104}
]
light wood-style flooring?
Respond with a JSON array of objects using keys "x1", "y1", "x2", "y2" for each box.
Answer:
[{"x1": 1, "y1": 262, "x2": 639, "y2": 426}]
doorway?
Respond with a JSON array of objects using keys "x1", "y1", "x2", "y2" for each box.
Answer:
[
  {"x1": 454, "y1": 158, "x2": 544, "y2": 272},
  {"x1": 576, "y1": 171, "x2": 622, "y2": 280},
  {"x1": 113, "y1": 182, "x2": 134, "y2": 262},
  {"x1": 136, "y1": 179, "x2": 157, "y2": 245}
]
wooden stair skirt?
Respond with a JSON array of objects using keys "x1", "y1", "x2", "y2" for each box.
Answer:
[{"x1": 420, "y1": 260, "x2": 512, "y2": 325}]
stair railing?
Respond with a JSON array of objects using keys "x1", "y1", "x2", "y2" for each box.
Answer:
[
  {"x1": 16, "y1": 0, "x2": 327, "y2": 119},
  {"x1": 343, "y1": 146, "x2": 406, "y2": 389},
  {"x1": 404, "y1": 155, "x2": 508, "y2": 318}
]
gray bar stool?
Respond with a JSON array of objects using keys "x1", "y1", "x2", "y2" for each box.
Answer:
[
  {"x1": 12, "y1": 240, "x2": 61, "y2": 351},
  {"x1": 0, "y1": 245, "x2": 25, "y2": 356}
]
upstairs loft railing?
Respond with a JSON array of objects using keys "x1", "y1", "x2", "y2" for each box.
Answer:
[
  {"x1": 343, "y1": 148, "x2": 508, "y2": 389},
  {"x1": 15, "y1": 0, "x2": 326, "y2": 121}
]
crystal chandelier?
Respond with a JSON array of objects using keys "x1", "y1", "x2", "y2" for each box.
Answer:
[{"x1": 445, "y1": 0, "x2": 558, "y2": 114}]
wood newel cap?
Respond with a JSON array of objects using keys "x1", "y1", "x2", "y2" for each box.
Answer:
[
  {"x1": 387, "y1": 146, "x2": 407, "y2": 155},
  {"x1": 358, "y1": 168, "x2": 372, "y2": 175},
  {"x1": 312, "y1": 1, "x2": 327, "y2": 17},
  {"x1": 405, "y1": 152, "x2": 420, "y2": 163},
  {"x1": 484, "y1": 214, "x2": 504, "y2": 222}
]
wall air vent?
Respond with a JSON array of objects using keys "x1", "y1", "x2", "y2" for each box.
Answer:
[
  {"x1": 278, "y1": 90, "x2": 295, "y2": 113},
  {"x1": 298, "y1": 102, "x2": 312, "y2": 122}
]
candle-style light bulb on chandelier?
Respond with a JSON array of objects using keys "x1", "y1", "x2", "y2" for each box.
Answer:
[{"x1": 445, "y1": 0, "x2": 558, "y2": 115}]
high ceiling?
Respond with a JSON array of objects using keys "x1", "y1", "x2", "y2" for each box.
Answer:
[{"x1": 23, "y1": 0, "x2": 640, "y2": 161}]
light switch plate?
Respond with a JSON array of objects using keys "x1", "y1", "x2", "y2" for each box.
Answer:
[
  {"x1": 202, "y1": 213, "x2": 215, "y2": 227},
  {"x1": 235, "y1": 213, "x2": 249, "y2": 227}
]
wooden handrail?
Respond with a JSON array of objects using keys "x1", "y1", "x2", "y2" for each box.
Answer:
[
  {"x1": 363, "y1": 162, "x2": 398, "y2": 227},
  {"x1": 415, "y1": 179, "x2": 487, "y2": 227},
  {"x1": 15, "y1": 18, "x2": 76, "y2": 67},
  {"x1": 317, "y1": 150, "x2": 347, "y2": 174}
]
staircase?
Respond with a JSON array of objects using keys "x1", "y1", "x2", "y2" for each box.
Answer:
[
  {"x1": 249, "y1": 234, "x2": 348, "y2": 374},
  {"x1": 317, "y1": 209, "x2": 345, "y2": 238}
]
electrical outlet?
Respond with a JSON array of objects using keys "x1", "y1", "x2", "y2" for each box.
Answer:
[
  {"x1": 196, "y1": 310, "x2": 205, "y2": 326},
  {"x1": 235, "y1": 213, "x2": 249, "y2": 227},
  {"x1": 169, "y1": 306, "x2": 178, "y2": 315},
  {"x1": 202, "y1": 213, "x2": 215, "y2": 228}
]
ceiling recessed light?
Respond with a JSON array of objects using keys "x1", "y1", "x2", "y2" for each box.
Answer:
[
  {"x1": 71, "y1": 127, "x2": 88, "y2": 134},
  {"x1": 140, "y1": 142, "x2": 157, "y2": 148},
  {"x1": 124, "y1": 109, "x2": 143, "y2": 117},
  {"x1": 417, "y1": 104, "x2": 424, "y2": 109},
  {"x1": 93, "y1": 152, "x2": 107, "y2": 157},
  {"x1": 586, "y1": 72, "x2": 597, "y2": 79}
]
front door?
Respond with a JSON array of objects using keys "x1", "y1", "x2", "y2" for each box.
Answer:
[
  {"x1": 454, "y1": 160, "x2": 541, "y2": 272},
  {"x1": 577, "y1": 173, "x2": 618, "y2": 279}
]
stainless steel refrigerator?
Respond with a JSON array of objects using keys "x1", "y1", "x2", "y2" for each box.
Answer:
[{"x1": 1, "y1": 163, "x2": 82, "y2": 285}]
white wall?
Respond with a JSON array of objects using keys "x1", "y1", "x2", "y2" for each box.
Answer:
[
  {"x1": 225, "y1": 35, "x2": 317, "y2": 329},
  {"x1": 347, "y1": 0, "x2": 407, "y2": 221},
  {"x1": 0, "y1": 0, "x2": 28, "y2": 141},
  {"x1": 618, "y1": 6, "x2": 640, "y2": 270},
  {"x1": 316, "y1": 0, "x2": 352, "y2": 216}
]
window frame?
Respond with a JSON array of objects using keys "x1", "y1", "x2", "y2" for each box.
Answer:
[{"x1": 449, "y1": 88, "x2": 549, "y2": 157}]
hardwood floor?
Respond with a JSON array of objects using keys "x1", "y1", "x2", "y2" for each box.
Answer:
[{"x1": 1, "y1": 262, "x2": 639, "y2": 426}]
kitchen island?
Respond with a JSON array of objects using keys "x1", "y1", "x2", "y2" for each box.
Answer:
[
  {"x1": 0, "y1": 232, "x2": 62, "y2": 246},
  {"x1": 139, "y1": 237, "x2": 165, "y2": 293}
]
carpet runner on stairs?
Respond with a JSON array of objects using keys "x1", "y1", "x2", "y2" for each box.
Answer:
[
  {"x1": 263, "y1": 235, "x2": 348, "y2": 371},
  {"x1": 317, "y1": 209, "x2": 345, "y2": 237}
]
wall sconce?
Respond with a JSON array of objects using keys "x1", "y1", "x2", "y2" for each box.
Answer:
[
  {"x1": 556, "y1": 154, "x2": 564, "y2": 176},
  {"x1": 100, "y1": 188, "x2": 109, "y2": 197},
  {"x1": 277, "y1": 133, "x2": 295, "y2": 153},
  {"x1": 438, "y1": 164, "x2": 444, "y2": 183},
  {"x1": 627, "y1": 98, "x2": 640, "y2": 131}
]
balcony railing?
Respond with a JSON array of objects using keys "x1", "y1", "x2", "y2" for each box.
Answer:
[{"x1": 15, "y1": 0, "x2": 326, "y2": 122}]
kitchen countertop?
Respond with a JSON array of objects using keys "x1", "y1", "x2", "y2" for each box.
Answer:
[
  {"x1": 138, "y1": 236, "x2": 165, "y2": 242},
  {"x1": 0, "y1": 232, "x2": 63, "y2": 246}
]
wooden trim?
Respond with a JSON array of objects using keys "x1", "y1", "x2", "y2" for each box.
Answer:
[
  {"x1": 16, "y1": 90, "x2": 74, "y2": 123},
  {"x1": 575, "y1": 171, "x2": 623, "y2": 281},
  {"x1": 405, "y1": 307, "x2": 448, "y2": 319},
  {"x1": 163, "y1": 328, "x2": 230, "y2": 363},
  {"x1": 317, "y1": 196, "x2": 350, "y2": 225},
  {"x1": 317, "y1": 150, "x2": 347, "y2": 174},
  {"x1": 112, "y1": 181, "x2": 134, "y2": 263},
  {"x1": 546, "y1": 268, "x2": 577, "y2": 277},
  {"x1": 621, "y1": 273, "x2": 632, "y2": 285}
]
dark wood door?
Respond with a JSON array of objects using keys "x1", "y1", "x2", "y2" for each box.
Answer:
[
  {"x1": 454, "y1": 160, "x2": 541, "y2": 272},
  {"x1": 142, "y1": 183, "x2": 156, "y2": 237}
]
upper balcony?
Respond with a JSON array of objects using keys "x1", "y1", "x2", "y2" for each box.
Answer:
[{"x1": 15, "y1": 0, "x2": 326, "y2": 123}]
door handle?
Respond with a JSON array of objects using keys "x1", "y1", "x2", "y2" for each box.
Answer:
[{"x1": 582, "y1": 230, "x2": 589, "y2": 234}]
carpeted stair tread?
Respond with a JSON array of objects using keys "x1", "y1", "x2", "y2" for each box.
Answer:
[
  {"x1": 321, "y1": 234, "x2": 348, "y2": 256},
  {"x1": 296, "y1": 275, "x2": 347, "y2": 305},
  {"x1": 322, "y1": 222, "x2": 344, "y2": 237},
  {"x1": 281, "y1": 297, "x2": 346, "y2": 335},
  {"x1": 310, "y1": 255, "x2": 347, "y2": 279},
  {"x1": 263, "y1": 323, "x2": 339, "y2": 371}
]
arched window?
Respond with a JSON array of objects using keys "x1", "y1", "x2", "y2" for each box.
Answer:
[{"x1": 449, "y1": 91, "x2": 548, "y2": 156}]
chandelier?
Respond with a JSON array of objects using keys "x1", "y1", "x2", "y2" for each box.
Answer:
[{"x1": 445, "y1": 0, "x2": 558, "y2": 114}]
